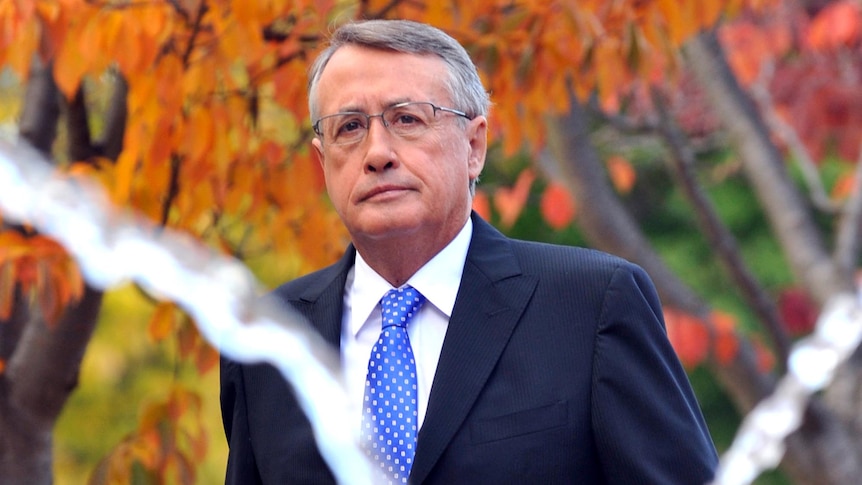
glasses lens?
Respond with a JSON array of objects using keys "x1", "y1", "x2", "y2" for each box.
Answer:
[
  {"x1": 318, "y1": 103, "x2": 444, "y2": 146},
  {"x1": 384, "y1": 103, "x2": 435, "y2": 138},
  {"x1": 321, "y1": 113, "x2": 368, "y2": 146}
]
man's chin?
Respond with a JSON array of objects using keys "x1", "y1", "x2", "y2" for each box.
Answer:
[{"x1": 348, "y1": 215, "x2": 423, "y2": 241}]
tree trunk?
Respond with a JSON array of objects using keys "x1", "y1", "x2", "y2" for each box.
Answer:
[
  {"x1": 0, "y1": 57, "x2": 107, "y2": 483},
  {"x1": 0, "y1": 287, "x2": 103, "y2": 484}
]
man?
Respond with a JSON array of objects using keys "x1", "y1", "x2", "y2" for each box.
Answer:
[{"x1": 221, "y1": 19, "x2": 718, "y2": 484}]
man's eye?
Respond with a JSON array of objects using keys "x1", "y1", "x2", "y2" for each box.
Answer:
[
  {"x1": 391, "y1": 113, "x2": 424, "y2": 126},
  {"x1": 338, "y1": 118, "x2": 365, "y2": 134}
]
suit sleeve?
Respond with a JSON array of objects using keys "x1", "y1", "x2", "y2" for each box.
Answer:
[
  {"x1": 220, "y1": 356, "x2": 264, "y2": 485},
  {"x1": 591, "y1": 263, "x2": 718, "y2": 484}
]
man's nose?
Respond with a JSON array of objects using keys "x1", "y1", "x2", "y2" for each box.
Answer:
[{"x1": 363, "y1": 117, "x2": 397, "y2": 173}]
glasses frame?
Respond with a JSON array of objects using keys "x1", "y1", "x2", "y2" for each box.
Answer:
[{"x1": 312, "y1": 101, "x2": 473, "y2": 146}]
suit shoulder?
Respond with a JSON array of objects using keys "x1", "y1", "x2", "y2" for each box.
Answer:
[{"x1": 508, "y1": 239, "x2": 637, "y2": 275}]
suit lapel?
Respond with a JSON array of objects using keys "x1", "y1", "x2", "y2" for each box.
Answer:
[
  {"x1": 410, "y1": 215, "x2": 538, "y2": 483},
  {"x1": 288, "y1": 245, "x2": 356, "y2": 349}
]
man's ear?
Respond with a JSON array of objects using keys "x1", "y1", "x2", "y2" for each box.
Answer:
[
  {"x1": 466, "y1": 116, "x2": 487, "y2": 179},
  {"x1": 312, "y1": 138, "x2": 325, "y2": 168}
]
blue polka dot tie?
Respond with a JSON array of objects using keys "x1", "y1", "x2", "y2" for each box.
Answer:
[{"x1": 362, "y1": 286, "x2": 426, "y2": 484}]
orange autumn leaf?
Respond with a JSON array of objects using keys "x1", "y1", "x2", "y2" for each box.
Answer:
[
  {"x1": 0, "y1": 262, "x2": 14, "y2": 320},
  {"x1": 472, "y1": 189, "x2": 492, "y2": 221},
  {"x1": 177, "y1": 317, "x2": 201, "y2": 361},
  {"x1": 607, "y1": 155, "x2": 637, "y2": 194},
  {"x1": 806, "y1": 1, "x2": 861, "y2": 50},
  {"x1": 832, "y1": 172, "x2": 856, "y2": 201},
  {"x1": 493, "y1": 168, "x2": 535, "y2": 229},
  {"x1": 719, "y1": 21, "x2": 774, "y2": 86},
  {"x1": 195, "y1": 342, "x2": 219, "y2": 375},
  {"x1": 540, "y1": 182, "x2": 577, "y2": 230},
  {"x1": 148, "y1": 302, "x2": 177, "y2": 342},
  {"x1": 664, "y1": 307, "x2": 710, "y2": 368}
]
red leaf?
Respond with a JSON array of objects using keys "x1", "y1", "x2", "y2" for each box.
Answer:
[
  {"x1": 710, "y1": 311, "x2": 740, "y2": 365},
  {"x1": 752, "y1": 337, "x2": 776, "y2": 373},
  {"x1": 540, "y1": 182, "x2": 577, "y2": 230},
  {"x1": 778, "y1": 287, "x2": 818, "y2": 336},
  {"x1": 664, "y1": 307, "x2": 710, "y2": 368}
]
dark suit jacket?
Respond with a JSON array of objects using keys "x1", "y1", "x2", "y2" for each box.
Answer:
[{"x1": 221, "y1": 213, "x2": 718, "y2": 484}]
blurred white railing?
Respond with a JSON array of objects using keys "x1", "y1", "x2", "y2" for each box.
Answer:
[{"x1": 711, "y1": 293, "x2": 862, "y2": 484}]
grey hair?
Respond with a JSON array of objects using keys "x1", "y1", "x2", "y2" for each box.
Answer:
[{"x1": 307, "y1": 19, "x2": 490, "y2": 124}]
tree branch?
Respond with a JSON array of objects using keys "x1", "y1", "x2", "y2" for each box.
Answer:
[
  {"x1": 161, "y1": 154, "x2": 182, "y2": 226},
  {"x1": 542, "y1": 101, "x2": 704, "y2": 311},
  {"x1": 181, "y1": 0, "x2": 209, "y2": 67},
  {"x1": 749, "y1": 60, "x2": 839, "y2": 214},
  {"x1": 832, "y1": 142, "x2": 862, "y2": 281},
  {"x1": 683, "y1": 31, "x2": 850, "y2": 305},
  {"x1": 651, "y1": 88, "x2": 792, "y2": 365}
]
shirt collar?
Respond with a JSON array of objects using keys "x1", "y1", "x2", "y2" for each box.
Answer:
[{"x1": 348, "y1": 218, "x2": 473, "y2": 337}]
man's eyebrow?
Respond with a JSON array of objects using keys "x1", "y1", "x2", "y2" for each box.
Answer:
[{"x1": 334, "y1": 99, "x2": 415, "y2": 113}]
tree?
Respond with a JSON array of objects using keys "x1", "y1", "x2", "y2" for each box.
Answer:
[{"x1": 0, "y1": 0, "x2": 860, "y2": 483}]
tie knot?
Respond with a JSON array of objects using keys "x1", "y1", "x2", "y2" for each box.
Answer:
[{"x1": 381, "y1": 286, "x2": 426, "y2": 329}]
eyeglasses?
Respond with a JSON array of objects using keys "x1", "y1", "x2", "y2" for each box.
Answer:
[{"x1": 312, "y1": 101, "x2": 472, "y2": 146}]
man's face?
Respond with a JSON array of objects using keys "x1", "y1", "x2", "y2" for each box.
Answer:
[{"x1": 311, "y1": 45, "x2": 486, "y2": 249}]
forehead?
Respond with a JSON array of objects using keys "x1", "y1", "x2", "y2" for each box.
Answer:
[{"x1": 315, "y1": 45, "x2": 452, "y2": 112}]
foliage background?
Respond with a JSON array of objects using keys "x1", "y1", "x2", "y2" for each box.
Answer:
[{"x1": 0, "y1": 0, "x2": 859, "y2": 484}]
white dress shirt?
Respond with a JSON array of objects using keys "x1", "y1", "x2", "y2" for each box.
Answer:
[{"x1": 341, "y1": 218, "x2": 473, "y2": 440}]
